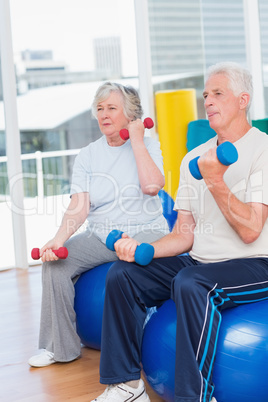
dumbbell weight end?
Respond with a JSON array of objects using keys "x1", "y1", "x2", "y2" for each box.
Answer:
[
  {"x1": 143, "y1": 117, "x2": 154, "y2": 129},
  {"x1": 216, "y1": 141, "x2": 238, "y2": 165},
  {"x1": 189, "y1": 156, "x2": 203, "y2": 180},
  {"x1": 106, "y1": 230, "x2": 124, "y2": 251},
  {"x1": 135, "y1": 243, "x2": 155, "y2": 266}
]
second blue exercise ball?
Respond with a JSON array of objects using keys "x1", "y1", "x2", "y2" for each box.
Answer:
[
  {"x1": 213, "y1": 300, "x2": 268, "y2": 402},
  {"x1": 141, "y1": 298, "x2": 268, "y2": 402},
  {"x1": 141, "y1": 299, "x2": 176, "y2": 402},
  {"x1": 74, "y1": 262, "x2": 114, "y2": 350}
]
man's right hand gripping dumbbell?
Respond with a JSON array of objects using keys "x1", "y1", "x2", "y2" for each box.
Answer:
[{"x1": 106, "y1": 230, "x2": 154, "y2": 266}]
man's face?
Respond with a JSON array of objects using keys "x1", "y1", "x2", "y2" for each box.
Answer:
[{"x1": 203, "y1": 73, "x2": 241, "y2": 132}]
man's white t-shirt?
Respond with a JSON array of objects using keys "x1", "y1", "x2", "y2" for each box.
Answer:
[
  {"x1": 71, "y1": 136, "x2": 169, "y2": 243},
  {"x1": 175, "y1": 127, "x2": 268, "y2": 263}
]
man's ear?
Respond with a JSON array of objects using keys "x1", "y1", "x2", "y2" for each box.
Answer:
[{"x1": 239, "y1": 92, "x2": 250, "y2": 109}]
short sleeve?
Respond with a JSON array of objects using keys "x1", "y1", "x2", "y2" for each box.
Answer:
[{"x1": 70, "y1": 148, "x2": 91, "y2": 195}]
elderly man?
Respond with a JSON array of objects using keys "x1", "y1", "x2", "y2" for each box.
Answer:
[{"x1": 92, "y1": 62, "x2": 268, "y2": 402}]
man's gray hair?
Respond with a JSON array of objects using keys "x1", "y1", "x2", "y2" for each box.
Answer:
[{"x1": 205, "y1": 62, "x2": 253, "y2": 111}]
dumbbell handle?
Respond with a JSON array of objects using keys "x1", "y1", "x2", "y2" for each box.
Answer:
[
  {"x1": 106, "y1": 229, "x2": 154, "y2": 266},
  {"x1": 119, "y1": 117, "x2": 154, "y2": 140},
  {"x1": 31, "y1": 247, "x2": 68, "y2": 260},
  {"x1": 189, "y1": 141, "x2": 238, "y2": 180}
]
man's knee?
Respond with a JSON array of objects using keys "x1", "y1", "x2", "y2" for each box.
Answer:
[
  {"x1": 106, "y1": 260, "x2": 132, "y2": 286},
  {"x1": 172, "y1": 268, "x2": 199, "y2": 299}
]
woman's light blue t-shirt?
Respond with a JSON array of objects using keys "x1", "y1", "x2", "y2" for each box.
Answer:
[{"x1": 71, "y1": 136, "x2": 169, "y2": 242}]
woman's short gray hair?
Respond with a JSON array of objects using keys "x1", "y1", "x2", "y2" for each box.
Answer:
[
  {"x1": 205, "y1": 62, "x2": 253, "y2": 111},
  {"x1": 91, "y1": 82, "x2": 143, "y2": 120}
]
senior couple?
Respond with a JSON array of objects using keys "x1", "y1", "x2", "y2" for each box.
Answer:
[{"x1": 29, "y1": 62, "x2": 268, "y2": 402}]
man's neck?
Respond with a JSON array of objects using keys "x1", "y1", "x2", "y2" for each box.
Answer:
[{"x1": 217, "y1": 120, "x2": 252, "y2": 145}]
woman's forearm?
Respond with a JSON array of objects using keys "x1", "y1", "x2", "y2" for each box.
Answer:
[{"x1": 54, "y1": 192, "x2": 90, "y2": 244}]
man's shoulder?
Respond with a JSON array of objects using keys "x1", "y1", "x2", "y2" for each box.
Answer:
[{"x1": 239, "y1": 127, "x2": 268, "y2": 148}]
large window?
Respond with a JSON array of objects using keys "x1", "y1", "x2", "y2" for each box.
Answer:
[
  {"x1": 1, "y1": 0, "x2": 139, "y2": 269},
  {"x1": 148, "y1": 0, "x2": 206, "y2": 118},
  {"x1": 1, "y1": 0, "x2": 268, "y2": 269},
  {"x1": 6, "y1": 0, "x2": 138, "y2": 200},
  {"x1": 259, "y1": 0, "x2": 268, "y2": 114},
  {"x1": 0, "y1": 44, "x2": 16, "y2": 269}
]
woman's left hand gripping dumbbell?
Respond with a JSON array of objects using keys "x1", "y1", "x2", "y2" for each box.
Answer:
[{"x1": 106, "y1": 230, "x2": 154, "y2": 266}]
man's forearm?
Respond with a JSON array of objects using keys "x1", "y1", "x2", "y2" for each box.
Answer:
[{"x1": 208, "y1": 179, "x2": 264, "y2": 243}]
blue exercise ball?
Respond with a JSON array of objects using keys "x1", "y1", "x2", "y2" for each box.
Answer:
[
  {"x1": 141, "y1": 299, "x2": 268, "y2": 402},
  {"x1": 213, "y1": 300, "x2": 268, "y2": 402},
  {"x1": 142, "y1": 299, "x2": 176, "y2": 402},
  {"x1": 73, "y1": 194, "x2": 177, "y2": 351},
  {"x1": 74, "y1": 262, "x2": 114, "y2": 350},
  {"x1": 159, "y1": 189, "x2": 178, "y2": 231}
]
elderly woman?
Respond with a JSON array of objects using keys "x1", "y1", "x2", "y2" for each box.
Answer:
[{"x1": 28, "y1": 82, "x2": 169, "y2": 367}]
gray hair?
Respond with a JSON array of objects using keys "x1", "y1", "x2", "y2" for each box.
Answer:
[
  {"x1": 205, "y1": 62, "x2": 253, "y2": 111},
  {"x1": 91, "y1": 82, "x2": 143, "y2": 120}
]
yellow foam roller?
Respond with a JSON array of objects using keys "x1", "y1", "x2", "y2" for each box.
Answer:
[{"x1": 156, "y1": 89, "x2": 197, "y2": 199}]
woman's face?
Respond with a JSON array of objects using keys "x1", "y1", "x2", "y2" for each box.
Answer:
[{"x1": 96, "y1": 91, "x2": 130, "y2": 139}]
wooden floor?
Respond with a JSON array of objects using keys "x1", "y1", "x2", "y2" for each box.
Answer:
[{"x1": 0, "y1": 266, "x2": 164, "y2": 402}]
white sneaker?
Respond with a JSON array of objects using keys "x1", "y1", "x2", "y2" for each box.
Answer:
[
  {"x1": 28, "y1": 349, "x2": 56, "y2": 367},
  {"x1": 211, "y1": 398, "x2": 217, "y2": 402},
  {"x1": 91, "y1": 379, "x2": 150, "y2": 401}
]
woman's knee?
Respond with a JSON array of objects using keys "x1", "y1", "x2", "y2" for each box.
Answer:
[{"x1": 42, "y1": 259, "x2": 68, "y2": 283}]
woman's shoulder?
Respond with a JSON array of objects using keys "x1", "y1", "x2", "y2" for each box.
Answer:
[
  {"x1": 74, "y1": 137, "x2": 105, "y2": 167},
  {"x1": 79, "y1": 136, "x2": 105, "y2": 154}
]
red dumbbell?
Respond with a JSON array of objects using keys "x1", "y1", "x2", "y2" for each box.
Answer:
[
  {"x1": 31, "y1": 247, "x2": 68, "y2": 260},
  {"x1": 120, "y1": 117, "x2": 154, "y2": 140}
]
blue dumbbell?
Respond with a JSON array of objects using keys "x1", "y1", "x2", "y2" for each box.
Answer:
[
  {"x1": 189, "y1": 141, "x2": 238, "y2": 180},
  {"x1": 106, "y1": 229, "x2": 155, "y2": 266}
]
